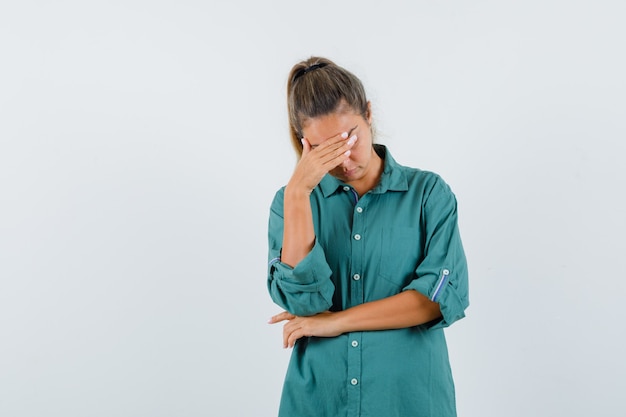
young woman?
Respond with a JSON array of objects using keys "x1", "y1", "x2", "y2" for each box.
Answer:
[{"x1": 267, "y1": 57, "x2": 469, "y2": 417}]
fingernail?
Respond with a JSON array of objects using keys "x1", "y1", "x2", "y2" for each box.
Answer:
[
  {"x1": 344, "y1": 150, "x2": 351, "y2": 156},
  {"x1": 347, "y1": 135, "x2": 357, "y2": 145},
  {"x1": 341, "y1": 132, "x2": 349, "y2": 139}
]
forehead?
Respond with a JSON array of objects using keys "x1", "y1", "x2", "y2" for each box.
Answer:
[{"x1": 301, "y1": 111, "x2": 363, "y2": 145}]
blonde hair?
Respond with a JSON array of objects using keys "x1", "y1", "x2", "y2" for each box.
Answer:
[{"x1": 287, "y1": 57, "x2": 369, "y2": 157}]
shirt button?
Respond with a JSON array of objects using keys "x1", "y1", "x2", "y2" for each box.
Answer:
[
  {"x1": 351, "y1": 340, "x2": 359, "y2": 347},
  {"x1": 354, "y1": 234, "x2": 361, "y2": 241},
  {"x1": 356, "y1": 207, "x2": 363, "y2": 213},
  {"x1": 343, "y1": 186, "x2": 350, "y2": 192},
  {"x1": 351, "y1": 378, "x2": 358, "y2": 386},
  {"x1": 353, "y1": 274, "x2": 360, "y2": 281}
]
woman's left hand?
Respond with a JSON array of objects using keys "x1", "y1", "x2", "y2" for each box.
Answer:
[{"x1": 268, "y1": 311, "x2": 343, "y2": 348}]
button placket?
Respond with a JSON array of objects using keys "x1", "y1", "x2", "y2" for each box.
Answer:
[
  {"x1": 349, "y1": 194, "x2": 365, "y2": 308},
  {"x1": 346, "y1": 193, "x2": 364, "y2": 415}
]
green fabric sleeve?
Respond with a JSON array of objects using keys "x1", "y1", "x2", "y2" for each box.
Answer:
[
  {"x1": 402, "y1": 179, "x2": 469, "y2": 329},
  {"x1": 267, "y1": 189, "x2": 335, "y2": 316}
]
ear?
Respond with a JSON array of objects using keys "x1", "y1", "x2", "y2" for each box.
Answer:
[{"x1": 365, "y1": 101, "x2": 373, "y2": 125}]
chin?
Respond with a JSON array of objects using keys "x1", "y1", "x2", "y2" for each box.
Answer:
[{"x1": 331, "y1": 166, "x2": 361, "y2": 181}]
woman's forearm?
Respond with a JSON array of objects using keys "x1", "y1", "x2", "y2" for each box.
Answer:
[
  {"x1": 280, "y1": 186, "x2": 315, "y2": 268},
  {"x1": 334, "y1": 290, "x2": 442, "y2": 333},
  {"x1": 271, "y1": 290, "x2": 443, "y2": 348}
]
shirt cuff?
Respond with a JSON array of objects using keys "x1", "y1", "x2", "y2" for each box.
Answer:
[
  {"x1": 403, "y1": 270, "x2": 468, "y2": 330},
  {"x1": 270, "y1": 240, "x2": 331, "y2": 286}
]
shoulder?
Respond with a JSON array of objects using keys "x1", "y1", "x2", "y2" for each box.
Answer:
[
  {"x1": 391, "y1": 160, "x2": 457, "y2": 209},
  {"x1": 411, "y1": 169, "x2": 452, "y2": 193},
  {"x1": 401, "y1": 164, "x2": 442, "y2": 184},
  {"x1": 378, "y1": 145, "x2": 447, "y2": 189},
  {"x1": 395, "y1": 161, "x2": 453, "y2": 198}
]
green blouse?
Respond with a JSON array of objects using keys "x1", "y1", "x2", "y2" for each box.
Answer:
[{"x1": 267, "y1": 145, "x2": 469, "y2": 417}]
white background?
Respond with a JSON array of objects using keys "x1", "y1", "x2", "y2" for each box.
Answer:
[{"x1": 1, "y1": 1, "x2": 625, "y2": 416}]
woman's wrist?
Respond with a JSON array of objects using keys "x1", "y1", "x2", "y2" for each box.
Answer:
[
  {"x1": 331, "y1": 310, "x2": 351, "y2": 335},
  {"x1": 285, "y1": 181, "x2": 312, "y2": 199}
]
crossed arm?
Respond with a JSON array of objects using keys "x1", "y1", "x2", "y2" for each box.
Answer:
[{"x1": 269, "y1": 290, "x2": 442, "y2": 348}]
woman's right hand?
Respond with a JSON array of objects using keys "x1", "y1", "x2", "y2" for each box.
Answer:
[{"x1": 286, "y1": 131, "x2": 358, "y2": 195}]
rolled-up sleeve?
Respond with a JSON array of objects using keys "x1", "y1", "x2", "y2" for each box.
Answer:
[
  {"x1": 267, "y1": 189, "x2": 335, "y2": 316},
  {"x1": 403, "y1": 178, "x2": 469, "y2": 329}
]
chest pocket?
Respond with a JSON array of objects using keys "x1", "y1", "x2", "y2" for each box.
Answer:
[{"x1": 378, "y1": 227, "x2": 422, "y2": 288}]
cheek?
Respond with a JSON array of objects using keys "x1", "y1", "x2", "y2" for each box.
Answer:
[
  {"x1": 350, "y1": 143, "x2": 368, "y2": 163},
  {"x1": 354, "y1": 133, "x2": 371, "y2": 152},
  {"x1": 348, "y1": 139, "x2": 362, "y2": 157}
]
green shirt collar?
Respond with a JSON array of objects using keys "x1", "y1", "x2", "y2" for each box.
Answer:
[{"x1": 319, "y1": 144, "x2": 409, "y2": 198}]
